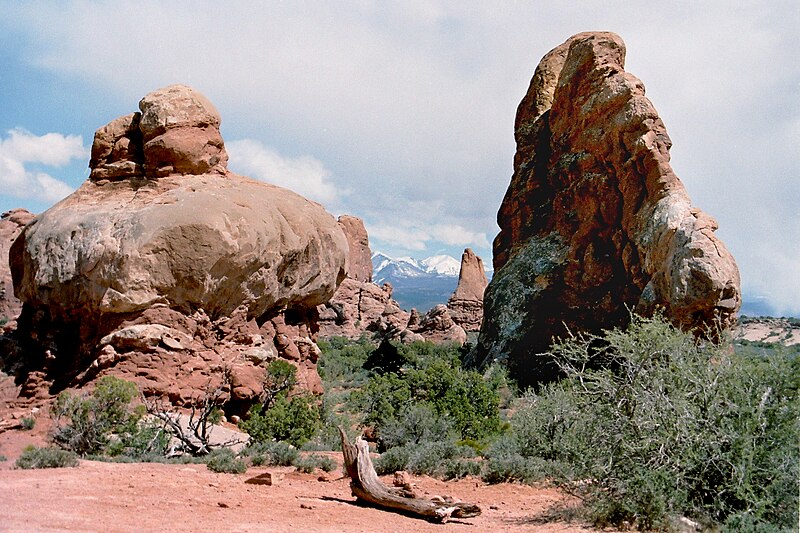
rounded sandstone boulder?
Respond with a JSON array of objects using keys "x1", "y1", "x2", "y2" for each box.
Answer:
[{"x1": 11, "y1": 173, "x2": 347, "y2": 324}]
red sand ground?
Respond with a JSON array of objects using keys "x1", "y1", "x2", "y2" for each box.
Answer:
[{"x1": 0, "y1": 377, "x2": 608, "y2": 533}]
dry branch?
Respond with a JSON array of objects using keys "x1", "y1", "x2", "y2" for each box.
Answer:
[{"x1": 338, "y1": 427, "x2": 481, "y2": 523}]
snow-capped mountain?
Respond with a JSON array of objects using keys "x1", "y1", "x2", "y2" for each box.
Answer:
[
  {"x1": 418, "y1": 255, "x2": 461, "y2": 276},
  {"x1": 371, "y1": 252, "x2": 462, "y2": 311},
  {"x1": 371, "y1": 252, "x2": 494, "y2": 311},
  {"x1": 371, "y1": 253, "x2": 428, "y2": 281},
  {"x1": 372, "y1": 252, "x2": 460, "y2": 283}
]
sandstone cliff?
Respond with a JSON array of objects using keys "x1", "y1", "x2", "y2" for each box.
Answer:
[
  {"x1": 7, "y1": 85, "x2": 348, "y2": 408},
  {"x1": 471, "y1": 32, "x2": 741, "y2": 386}
]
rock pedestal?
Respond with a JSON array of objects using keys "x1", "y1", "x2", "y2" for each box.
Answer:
[
  {"x1": 447, "y1": 248, "x2": 489, "y2": 332},
  {"x1": 8, "y1": 85, "x2": 348, "y2": 407}
]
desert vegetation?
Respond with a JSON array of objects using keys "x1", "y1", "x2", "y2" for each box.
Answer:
[
  {"x1": 11, "y1": 316, "x2": 797, "y2": 530},
  {"x1": 313, "y1": 317, "x2": 798, "y2": 530}
]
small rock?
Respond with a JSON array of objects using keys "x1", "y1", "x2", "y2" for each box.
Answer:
[
  {"x1": 393, "y1": 471, "x2": 412, "y2": 487},
  {"x1": 300, "y1": 503, "x2": 314, "y2": 510},
  {"x1": 245, "y1": 472, "x2": 284, "y2": 486},
  {"x1": 217, "y1": 502, "x2": 229, "y2": 508}
]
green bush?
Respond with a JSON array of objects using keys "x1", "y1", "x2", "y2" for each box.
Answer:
[
  {"x1": 375, "y1": 440, "x2": 477, "y2": 480},
  {"x1": 294, "y1": 453, "x2": 337, "y2": 473},
  {"x1": 374, "y1": 446, "x2": 412, "y2": 475},
  {"x1": 206, "y1": 449, "x2": 247, "y2": 474},
  {"x1": 504, "y1": 315, "x2": 799, "y2": 530},
  {"x1": 242, "y1": 393, "x2": 320, "y2": 447},
  {"x1": 242, "y1": 360, "x2": 321, "y2": 447},
  {"x1": 318, "y1": 336, "x2": 372, "y2": 387},
  {"x1": 15, "y1": 445, "x2": 79, "y2": 469},
  {"x1": 20, "y1": 416, "x2": 36, "y2": 430},
  {"x1": 241, "y1": 440, "x2": 298, "y2": 466},
  {"x1": 377, "y1": 404, "x2": 455, "y2": 449},
  {"x1": 349, "y1": 340, "x2": 503, "y2": 447},
  {"x1": 51, "y1": 376, "x2": 142, "y2": 456}
]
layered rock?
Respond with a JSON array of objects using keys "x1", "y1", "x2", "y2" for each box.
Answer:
[
  {"x1": 447, "y1": 248, "x2": 489, "y2": 332},
  {"x1": 8, "y1": 85, "x2": 348, "y2": 407},
  {"x1": 471, "y1": 32, "x2": 741, "y2": 386},
  {"x1": 0, "y1": 209, "x2": 35, "y2": 329}
]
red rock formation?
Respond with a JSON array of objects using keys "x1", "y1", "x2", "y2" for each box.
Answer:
[
  {"x1": 338, "y1": 215, "x2": 372, "y2": 283},
  {"x1": 317, "y1": 278, "x2": 411, "y2": 339},
  {"x1": 472, "y1": 32, "x2": 741, "y2": 386},
  {"x1": 0, "y1": 209, "x2": 34, "y2": 330},
  {"x1": 447, "y1": 248, "x2": 488, "y2": 332},
  {"x1": 7, "y1": 85, "x2": 347, "y2": 408},
  {"x1": 408, "y1": 304, "x2": 467, "y2": 345}
]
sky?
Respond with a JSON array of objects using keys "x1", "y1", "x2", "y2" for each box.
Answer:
[{"x1": 0, "y1": 1, "x2": 797, "y2": 316}]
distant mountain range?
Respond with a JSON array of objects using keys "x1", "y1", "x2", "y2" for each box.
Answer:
[{"x1": 372, "y1": 252, "x2": 491, "y2": 312}]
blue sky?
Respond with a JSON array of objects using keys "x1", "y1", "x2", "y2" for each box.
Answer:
[{"x1": 0, "y1": 2, "x2": 798, "y2": 315}]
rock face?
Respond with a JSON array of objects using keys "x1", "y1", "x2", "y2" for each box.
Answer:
[
  {"x1": 471, "y1": 32, "x2": 741, "y2": 386},
  {"x1": 0, "y1": 209, "x2": 35, "y2": 329},
  {"x1": 338, "y1": 215, "x2": 373, "y2": 283},
  {"x1": 447, "y1": 248, "x2": 489, "y2": 332},
  {"x1": 8, "y1": 85, "x2": 348, "y2": 407}
]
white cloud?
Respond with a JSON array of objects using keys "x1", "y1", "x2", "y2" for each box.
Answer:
[
  {"x1": 369, "y1": 221, "x2": 490, "y2": 254},
  {"x1": 2, "y1": 2, "x2": 798, "y2": 313},
  {"x1": 0, "y1": 129, "x2": 85, "y2": 203},
  {"x1": 226, "y1": 139, "x2": 339, "y2": 206},
  {"x1": 432, "y1": 224, "x2": 492, "y2": 249}
]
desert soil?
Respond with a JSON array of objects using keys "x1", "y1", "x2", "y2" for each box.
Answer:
[{"x1": 0, "y1": 420, "x2": 603, "y2": 532}]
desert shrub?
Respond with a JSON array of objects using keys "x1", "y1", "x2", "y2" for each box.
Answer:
[
  {"x1": 242, "y1": 393, "x2": 320, "y2": 447},
  {"x1": 206, "y1": 448, "x2": 247, "y2": 474},
  {"x1": 259, "y1": 360, "x2": 297, "y2": 408},
  {"x1": 0, "y1": 454, "x2": 6, "y2": 462},
  {"x1": 375, "y1": 440, "x2": 477, "y2": 480},
  {"x1": 482, "y1": 433, "x2": 561, "y2": 484},
  {"x1": 294, "y1": 453, "x2": 336, "y2": 473},
  {"x1": 374, "y1": 446, "x2": 412, "y2": 475},
  {"x1": 377, "y1": 404, "x2": 455, "y2": 449},
  {"x1": 363, "y1": 338, "x2": 411, "y2": 374},
  {"x1": 51, "y1": 376, "x2": 141, "y2": 456},
  {"x1": 15, "y1": 445, "x2": 79, "y2": 469},
  {"x1": 20, "y1": 416, "x2": 36, "y2": 430},
  {"x1": 241, "y1": 440, "x2": 298, "y2": 466},
  {"x1": 505, "y1": 315, "x2": 799, "y2": 530},
  {"x1": 317, "y1": 336, "x2": 372, "y2": 387},
  {"x1": 242, "y1": 360, "x2": 321, "y2": 447},
  {"x1": 350, "y1": 340, "x2": 502, "y2": 446}
]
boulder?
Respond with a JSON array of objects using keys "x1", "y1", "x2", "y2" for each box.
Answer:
[
  {"x1": 471, "y1": 32, "x2": 741, "y2": 386},
  {"x1": 7, "y1": 85, "x2": 347, "y2": 406},
  {"x1": 447, "y1": 248, "x2": 489, "y2": 332},
  {"x1": 0, "y1": 209, "x2": 35, "y2": 329}
]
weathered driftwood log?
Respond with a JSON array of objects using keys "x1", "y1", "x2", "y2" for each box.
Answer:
[{"x1": 338, "y1": 427, "x2": 481, "y2": 523}]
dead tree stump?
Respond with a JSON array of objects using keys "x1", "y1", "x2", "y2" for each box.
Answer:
[{"x1": 338, "y1": 427, "x2": 481, "y2": 523}]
